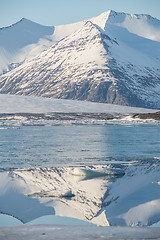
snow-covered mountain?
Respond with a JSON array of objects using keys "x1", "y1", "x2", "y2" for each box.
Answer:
[{"x1": 0, "y1": 10, "x2": 160, "y2": 109}]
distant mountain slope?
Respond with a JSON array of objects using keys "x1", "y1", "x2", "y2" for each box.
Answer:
[
  {"x1": 0, "y1": 18, "x2": 54, "y2": 74},
  {"x1": 0, "y1": 10, "x2": 160, "y2": 109},
  {"x1": 0, "y1": 17, "x2": 86, "y2": 76}
]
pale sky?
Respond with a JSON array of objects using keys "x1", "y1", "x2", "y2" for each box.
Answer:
[{"x1": 0, "y1": 0, "x2": 160, "y2": 28}]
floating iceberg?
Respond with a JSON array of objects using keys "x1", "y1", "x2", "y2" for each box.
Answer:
[{"x1": 73, "y1": 168, "x2": 125, "y2": 179}]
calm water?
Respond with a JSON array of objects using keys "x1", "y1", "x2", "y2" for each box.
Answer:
[{"x1": 0, "y1": 124, "x2": 160, "y2": 168}]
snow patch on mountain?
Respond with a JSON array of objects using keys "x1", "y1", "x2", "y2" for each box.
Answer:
[
  {"x1": 91, "y1": 10, "x2": 160, "y2": 42},
  {"x1": 52, "y1": 21, "x2": 85, "y2": 42}
]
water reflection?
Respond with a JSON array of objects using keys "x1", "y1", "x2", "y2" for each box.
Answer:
[
  {"x1": 0, "y1": 165, "x2": 123, "y2": 226},
  {"x1": 0, "y1": 161, "x2": 159, "y2": 227},
  {"x1": 102, "y1": 125, "x2": 160, "y2": 161},
  {"x1": 0, "y1": 214, "x2": 22, "y2": 226},
  {"x1": 29, "y1": 215, "x2": 93, "y2": 226}
]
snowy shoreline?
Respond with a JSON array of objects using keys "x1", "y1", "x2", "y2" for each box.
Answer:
[
  {"x1": 0, "y1": 94, "x2": 159, "y2": 126},
  {"x1": 0, "y1": 112, "x2": 160, "y2": 126},
  {"x1": 1, "y1": 224, "x2": 160, "y2": 240}
]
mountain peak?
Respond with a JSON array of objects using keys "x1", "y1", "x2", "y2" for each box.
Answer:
[
  {"x1": 2, "y1": 17, "x2": 54, "y2": 31},
  {"x1": 19, "y1": 17, "x2": 35, "y2": 24},
  {"x1": 5, "y1": 17, "x2": 32, "y2": 28},
  {"x1": 20, "y1": 17, "x2": 28, "y2": 21},
  {"x1": 108, "y1": 9, "x2": 120, "y2": 16},
  {"x1": 90, "y1": 10, "x2": 160, "y2": 42},
  {"x1": 17, "y1": 17, "x2": 53, "y2": 28},
  {"x1": 83, "y1": 20, "x2": 102, "y2": 32}
]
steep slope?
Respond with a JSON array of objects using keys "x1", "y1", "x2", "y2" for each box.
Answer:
[
  {"x1": 0, "y1": 21, "x2": 116, "y2": 100},
  {"x1": 0, "y1": 18, "x2": 54, "y2": 74},
  {"x1": 0, "y1": 11, "x2": 160, "y2": 108},
  {"x1": 92, "y1": 10, "x2": 160, "y2": 108}
]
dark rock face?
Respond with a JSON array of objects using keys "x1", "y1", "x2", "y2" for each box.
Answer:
[
  {"x1": 0, "y1": 112, "x2": 120, "y2": 122},
  {"x1": 133, "y1": 112, "x2": 160, "y2": 120}
]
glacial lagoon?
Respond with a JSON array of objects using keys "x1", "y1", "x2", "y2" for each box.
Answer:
[{"x1": 0, "y1": 124, "x2": 160, "y2": 228}]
